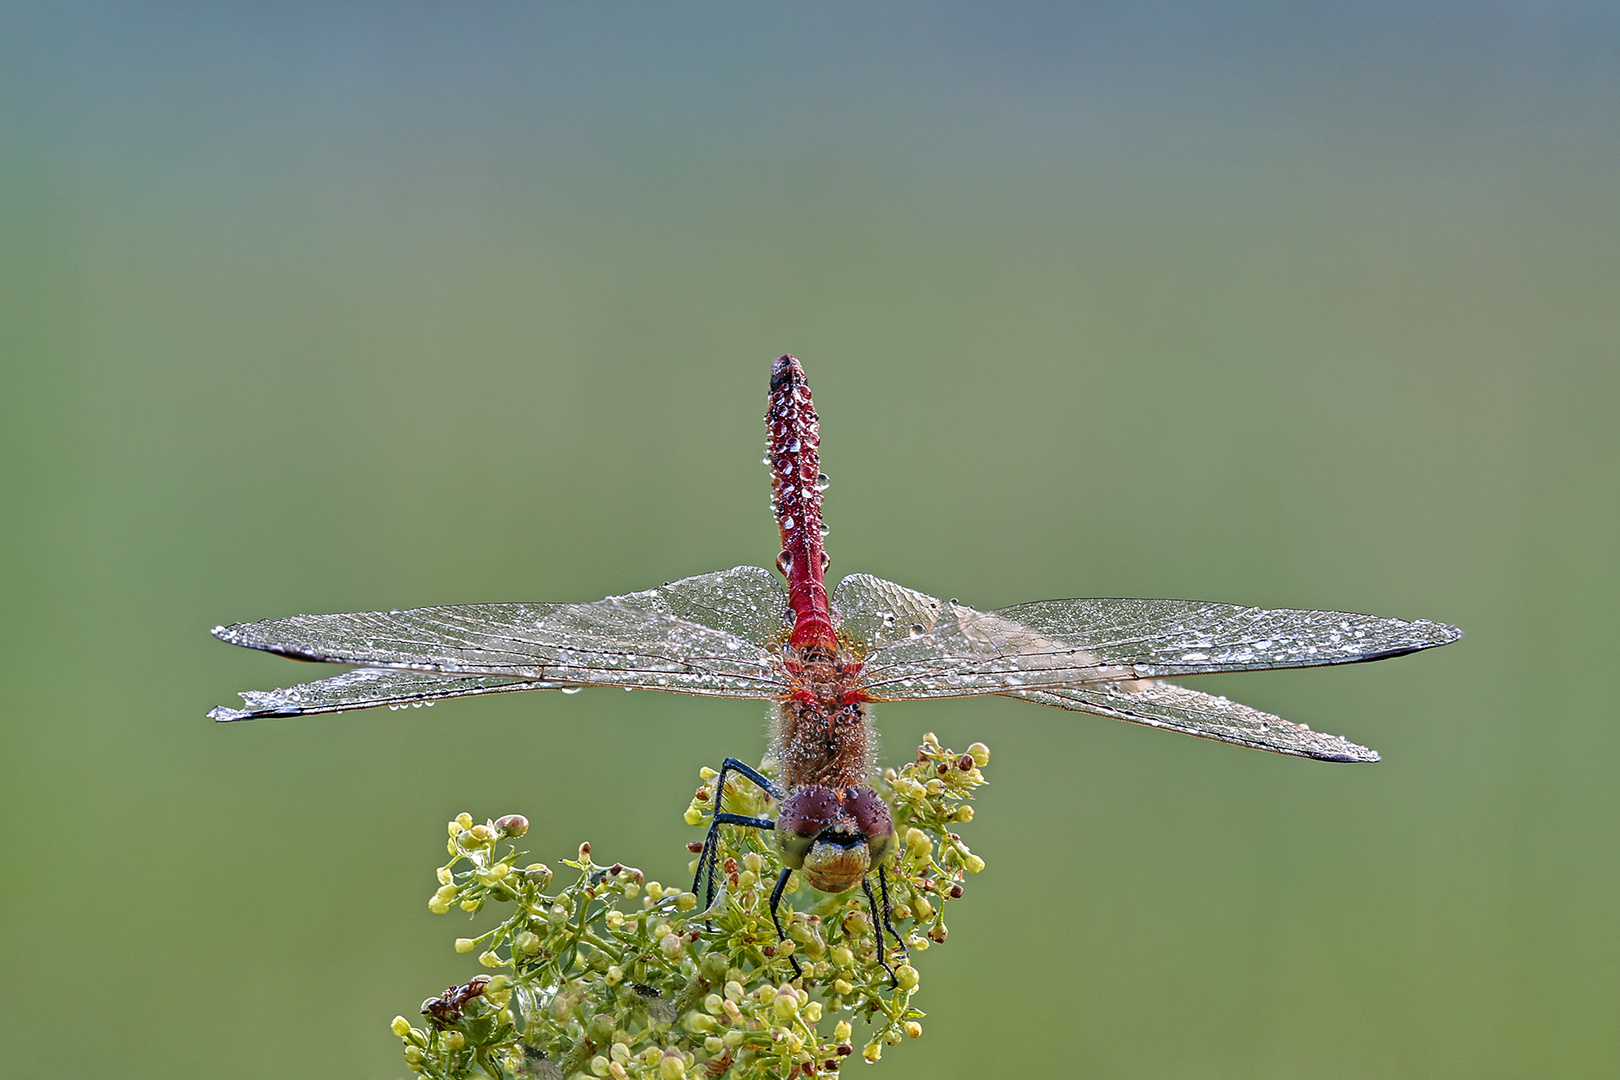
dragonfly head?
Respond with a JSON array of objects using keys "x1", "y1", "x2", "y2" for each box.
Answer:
[{"x1": 775, "y1": 785, "x2": 894, "y2": 894}]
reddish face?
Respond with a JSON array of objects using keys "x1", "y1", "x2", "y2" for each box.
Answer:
[{"x1": 775, "y1": 785, "x2": 896, "y2": 894}]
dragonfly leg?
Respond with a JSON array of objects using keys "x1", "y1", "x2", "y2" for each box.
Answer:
[
  {"x1": 862, "y1": 873, "x2": 898, "y2": 986},
  {"x1": 877, "y1": 864, "x2": 906, "y2": 961},
  {"x1": 768, "y1": 866, "x2": 804, "y2": 978},
  {"x1": 694, "y1": 757, "x2": 784, "y2": 913}
]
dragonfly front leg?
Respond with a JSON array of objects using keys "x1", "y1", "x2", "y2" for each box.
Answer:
[
  {"x1": 694, "y1": 757, "x2": 782, "y2": 913},
  {"x1": 862, "y1": 866, "x2": 905, "y2": 985},
  {"x1": 768, "y1": 866, "x2": 804, "y2": 978}
]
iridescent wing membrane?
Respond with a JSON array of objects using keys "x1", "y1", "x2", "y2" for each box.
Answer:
[
  {"x1": 834, "y1": 574, "x2": 1461, "y2": 762},
  {"x1": 209, "y1": 567, "x2": 791, "y2": 721}
]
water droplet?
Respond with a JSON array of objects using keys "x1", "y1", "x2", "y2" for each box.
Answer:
[
  {"x1": 910, "y1": 624, "x2": 925, "y2": 636},
  {"x1": 561, "y1": 686, "x2": 583, "y2": 695},
  {"x1": 819, "y1": 522, "x2": 830, "y2": 537},
  {"x1": 782, "y1": 516, "x2": 796, "y2": 530}
]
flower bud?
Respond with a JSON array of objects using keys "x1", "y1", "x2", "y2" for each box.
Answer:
[
  {"x1": 659, "y1": 1051, "x2": 686, "y2": 1079},
  {"x1": 459, "y1": 897, "x2": 481, "y2": 912},
  {"x1": 390, "y1": 1016, "x2": 413, "y2": 1038},
  {"x1": 832, "y1": 979, "x2": 853, "y2": 996},
  {"x1": 830, "y1": 945, "x2": 854, "y2": 968},
  {"x1": 403, "y1": 1045, "x2": 425, "y2": 1067},
  {"x1": 684, "y1": 806, "x2": 705, "y2": 826},
  {"x1": 804, "y1": 1001, "x2": 823, "y2": 1023},
  {"x1": 925, "y1": 778, "x2": 945, "y2": 795},
  {"x1": 952, "y1": 805, "x2": 975, "y2": 823},
  {"x1": 524, "y1": 863, "x2": 553, "y2": 888},
  {"x1": 514, "y1": 930, "x2": 540, "y2": 956},
  {"x1": 454, "y1": 938, "x2": 476, "y2": 952},
  {"x1": 606, "y1": 965, "x2": 624, "y2": 985},
  {"x1": 479, "y1": 950, "x2": 502, "y2": 968},
  {"x1": 646, "y1": 881, "x2": 664, "y2": 901},
  {"x1": 755, "y1": 984, "x2": 777, "y2": 1003},
  {"x1": 428, "y1": 896, "x2": 451, "y2": 915},
  {"x1": 436, "y1": 866, "x2": 453, "y2": 885},
  {"x1": 772, "y1": 992, "x2": 799, "y2": 1019},
  {"x1": 912, "y1": 896, "x2": 935, "y2": 921},
  {"x1": 894, "y1": 964, "x2": 919, "y2": 990},
  {"x1": 723, "y1": 980, "x2": 745, "y2": 1001},
  {"x1": 578, "y1": 841, "x2": 592, "y2": 862},
  {"x1": 863, "y1": 1042, "x2": 882, "y2": 1063},
  {"x1": 661, "y1": 932, "x2": 684, "y2": 958},
  {"x1": 685, "y1": 1011, "x2": 718, "y2": 1034},
  {"x1": 495, "y1": 814, "x2": 528, "y2": 837},
  {"x1": 611, "y1": 1042, "x2": 632, "y2": 1063},
  {"x1": 468, "y1": 824, "x2": 494, "y2": 843},
  {"x1": 591, "y1": 1055, "x2": 611, "y2": 1077},
  {"x1": 742, "y1": 852, "x2": 764, "y2": 874},
  {"x1": 964, "y1": 854, "x2": 985, "y2": 873},
  {"x1": 967, "y1": 742, "x2": 990, "y2": 766},
  {"x1": 675, "y1": 891, "x2": 698, "y2": 912},
  {"x1": 903, "y1": 828, "x2": 932, "y2": 858},
  {"x1": 609, "y1": 1062, "x2": 630, "y2": 1080},
  {"x1": 444, "y1": 1030, "x2": 466, "y2": 1050}
]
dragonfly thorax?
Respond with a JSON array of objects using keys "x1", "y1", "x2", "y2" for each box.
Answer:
[{"x1": 772, "y1": 647, "x2": 873, "y2": 793}]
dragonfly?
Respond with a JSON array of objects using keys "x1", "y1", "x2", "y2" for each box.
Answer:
[{"x1": 210, "y1": 355, "x2": 1461, "y2": 974}]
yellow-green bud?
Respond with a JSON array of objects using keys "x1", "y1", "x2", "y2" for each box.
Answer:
[
  {"x1": 590, "y1": 1055, "x2": 611, "y2": 1076},
  {"x1": 772, "y1": 993, "x2": 799, "y2": 1019},
  {"x1": 830, "y1": 945, "x2": 854, "y2": 968},
  {"x1": 834, "y1": 1020, "x2": 852, "y2": 1042},
  {"x1": 444, "y1": 1030, "x2": 466, "y2": 1051},
  {"x1": 605, "y1": 910, "x2": 625, "y2": 930},
  {"x1": 912, "y1": 896, "x2": 935, "y2": 921},
  {"x1": 964, "y1": 854, "x2": 985, "y2": 873},
  {"x1": 925, "y1": 778, "x2": 946, "y2": 795},
  {"x1": 494, "y1": 814, "x2": 528, "y2": 837},
  {"x1": 403, "y1": 1045, "x2": 425, "y2": 1067},
  {"x1": 609, "y1": 1063, "x2": 630, "y2": 1080},
  {"x1": 863, "y1": 1042, "x2": 883, "y2": 1063},
  {"x1": 742, "y1": 852, "x2": 764, "y2": 874},
  {"x1": 685, "y1": 1011, "x2": 718, "y2": 1034},
  {"x1": 754, "y1": 984, "x2": 777, "y2": 1003},
  {"x1": 659, "y1": 1051, "x2": 686, "y2": 1079},
  {"x1": 723, "y1": 1028, "x2": 747, "y2": 1049},
  {"x1": 894, "y1": 964, "x2": 920, "y2": 991},
  {"x1": 478, "y1": 950, "x2": 502, "y2": 968},
  {"x1": 833, "y1": 979, "x2": 853, "y2": 996},
  {"x1": 459, "y1": 898, "x2": 481, "y2": 912},
  {"x1": 884, "y1": 1029, "x2": 903, "y2": 1046},
  {"x1": 454, "y1": 938, "x2": 477, "y2": 953},
  {"x1": 953, "y1": 805, "x2": 975, "y2": 823},
  {"x1": 481, "y1": 863, "x2": 511, "y2": 882},
  {"x1": 467, "y1": 824, "x2": 494, "y2": 843},
  {"x1": 699, "y1": 766, "x2": 718, "y2": 780},
  {"x1": 968, "y1": 742, "x2": 990, "y2": 766},
  {"x1": 704, "y1": 1036, "x2": 724, "y2": 1053},
  {"x1": 611, "y1": 1042, "x2": 631, "y2": 1063},
  {"x1": 427, "y1": 896, "x2": 450, "y2": 915},
  {"x1": 684, "y1": 805, "x2": 705, "y2": 826},
  {"x1": 735, "y1": 869, "x2": 758, "y2": 891},
  {"x1": 660, "y1": 933, "x2": 683, "y2": 957},
  {"x1": 606, "y1": 965, "x2": 624, "y2": 985},
  {"x1": 437, "y1": 866, "x2": 453, "y2": 885},
  {"x1": 645, "y1": 881, "x2": 663, "y2": 900},
  {"x1": 904, "y1": 828, "x2": 932, "y2": 858},
  {"x1": 723, "y1": 980, "x2": 745, "y2": 1001},
  {"x1": 433, "y1": 883, "x2": 458, "y2": 903},
  {"x1": 514, "y1": 931, "x2": 540, "y2": 956},
  {"x1": 523, "y1": 863, "x2": 553, "y2": 888},
  {"x1": 391, "y1": 1016, "x2": 413, "y2": 1038},
  {"x1": 455, "y1": 812, "x2": 474, "y2": 829},
  {"x1": 675, "y1": 891, "x2": 698, "y2": 911},
  {"x1": 804, "y1": 1001, "x2": 823, "y2": 1023}
]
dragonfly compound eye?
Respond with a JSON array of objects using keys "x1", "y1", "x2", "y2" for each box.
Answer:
[
  {"x1": 776, "y1": 785, "x2": 840, "y2": 870},
  {"x1": 843, "y1": 786, "x2": 895, "y2": 864}
]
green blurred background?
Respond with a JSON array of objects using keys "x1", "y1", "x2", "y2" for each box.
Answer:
[{"x1": 2, "y1": 4, "x2": 1616, "y2": 1077}]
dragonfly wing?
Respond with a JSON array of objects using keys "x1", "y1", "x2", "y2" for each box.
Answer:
[
  {"x1": 856, "y1": 590, "x2": 1460, "y2": 698},
  {"x1": 1003, "y1": 681, "x2": 1380, "y2": 762},
  {"x1": 832, "y1": 573, "x2": 954, "y2": 652},
  {"x1": 209, "y1": 566, "x2": 791, "y2": 711},
  {"x1": 208, "y1": 668, "x2": 557, "y2": 722}
]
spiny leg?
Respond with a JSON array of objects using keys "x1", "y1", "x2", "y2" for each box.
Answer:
[
  {"x1": 877, "y1": 864, "x2": 906, "y2": 961},
  {"x1": 862, "y1": 873, "x2": 898, "y2": 985},
  {"x1": 769, "y1": 866, "x2": 804, "y2": 979},
  {"x1": 694, "y1": 757, "x2": 782, "y2": 912}
]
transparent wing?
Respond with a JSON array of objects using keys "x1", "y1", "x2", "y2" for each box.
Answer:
[
  {"x1": 1004, "y1": 682, "x2": 1380, "y2": 762},
  {"x1": 208, "y1": 566, "x2": 791, "y2": 717},
  {"x1": 840, "y1": 575, "x2": 1460, "y2": 698},
  {"x1": 208, "y1": 668, "x2": 557, "y2": 722}
]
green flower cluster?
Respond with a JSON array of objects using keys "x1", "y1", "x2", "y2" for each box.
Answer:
[{"x1": 392, "y1": 735, "x2": 989, "y2": 1079}]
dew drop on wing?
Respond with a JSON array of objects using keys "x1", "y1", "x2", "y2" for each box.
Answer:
[{"x1": 561, "y1": 687, "x2": 583, "y2": 695}]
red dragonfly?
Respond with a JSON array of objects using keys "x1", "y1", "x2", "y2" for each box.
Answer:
[{"x1": 210, "y1": 355, "x2": 1460, "y2": 971}]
